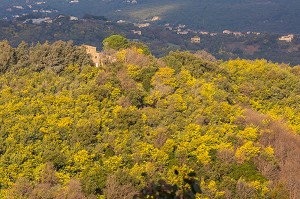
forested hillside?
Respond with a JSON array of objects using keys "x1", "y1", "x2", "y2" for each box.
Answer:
[
  {"x1": 2, "y1": 0, "x2": 300, "y2": 33},
  {"x1": 0, "y1": 37, "x2": 300, "y2": 198}
]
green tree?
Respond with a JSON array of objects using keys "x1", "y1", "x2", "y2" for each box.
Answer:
[
  {"x1": 103, "y1": 35, "x2": 129, "y2": 50},
  {"x1": 0, "y1": 40, "x2": 15, "y2": 73},
  {"x1": 15, "y1": 41, "x2": 30, "y2": 69}
]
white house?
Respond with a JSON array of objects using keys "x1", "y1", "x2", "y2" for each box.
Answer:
[{"x1": 279, "y1": 34, "x2": 294, "y2": 42}]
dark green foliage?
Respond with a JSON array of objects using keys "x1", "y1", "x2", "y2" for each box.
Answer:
[
  {"x1": 103, "y1": 35, "x2": 129, "y2": 50},
  {"x1": 0, "y1": 40, "x2": 15, "y2": 73},
  {"x1": 112, "y1": 107, "x2": 143, "y2": 130},
  {"x1": 28, "y1": 40, "x2": 93, "y2": 72},
  {"x1": 130, "y1": 42, "x2": 151, "y2": 55},
  {"x1": 81, "y1": 166, "x2": 107, "y2": 195},
  {"x1": 136, "y1": 66, "x2": 158, "y2": 91},
  {"x1": 0, "y1": 40, "x2": 93, "y2": 74},
  {"x1": 126, "y1": 88, "x2": 146, "y2": 108},
  {"x1": 15, "y1": 41, "x2": 30, "y2": 69},
  {"x1": 135, "y1": 171, "x2": 201, "y2": 199},
  {"x1": 82, "y1": 14, "x2": 107, "y2": 21},
  {"x1": 163, "y1": 51, "x2": 216, "y2": 77},
  {"x1": 43, "y1": 149, "x2": 67, "y2": 170},
  {"x1": 229, "y1": 162, "x2": 266, "y2": 182}
]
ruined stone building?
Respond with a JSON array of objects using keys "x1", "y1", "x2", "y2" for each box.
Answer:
[{"x1": 83, "y1": 45, "x2": 117, "y2": 67}]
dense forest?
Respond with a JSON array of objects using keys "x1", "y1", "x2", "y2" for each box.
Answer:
[{"x1": 0, "y1": 36, "x2": 300, "y2": 199}]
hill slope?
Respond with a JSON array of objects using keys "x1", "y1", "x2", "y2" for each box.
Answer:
[
  {"x1": 0, "y1": 38, "x2": 299, "y2": 198},
  {"x1": 2, "y1": 0, "x2": 300, "y2": 33}
]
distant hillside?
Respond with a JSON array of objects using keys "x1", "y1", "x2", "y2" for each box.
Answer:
[
  {"x1": 1, "y1": 18, "x2": 300, "y2": 65},
  {"x1": 122, "y1": 0, "x2": 300, "y2": 33},
  {"x1": 2, "y1": 0, "x2": 300, "y2": 33}
]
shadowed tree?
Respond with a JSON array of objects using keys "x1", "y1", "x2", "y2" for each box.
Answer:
[{"x1": 0, "y1": 40, "x2": 15, "y2": 73}]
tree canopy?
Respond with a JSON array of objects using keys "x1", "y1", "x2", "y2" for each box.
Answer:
[
  {"x1": 0, "y1": 37, "x2": 299, "y2": 199},
  {"x1": 102, "y1": 34, "x2": 129, "y2": 50}
]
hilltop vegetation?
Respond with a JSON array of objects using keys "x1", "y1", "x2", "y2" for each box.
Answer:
[{"x1": 0, "y1": 37, "x2": 300, "y2": 198}]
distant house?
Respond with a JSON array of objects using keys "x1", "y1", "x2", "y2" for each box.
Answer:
[
  {"x1": 32, "y1": 17, "x2": 52, "y2": 24},
  {"x1": 132, "y1": 30, "x2": 142, "y2": 35},
  {"x1": 70, "y1": 16, "x2": 78, "y2": 21},
  {"x1": 177, "y1": 24, "x2": 186, "y2": 29},
  {"x1": 177, "y1": 31, "x2": 189, "y2": 35},
  {"x1": 57, "y1": 15, "x2": 66, "y2": 19},
  {"x1": 223, "y1": 30, "x2": 243, "y2": 36},
  {"x1": 35, "y1": 2, "x2": 46, "y2": 5},
  {"x1": 150, "y1": 16, "x2": 160, "y2": 21},
  {"x1": 117, "y1": 20, "x2": 126, "y2": 24},
  {"x1": 232, "y1": 32, "x2": 243, "y2": 37},
  {"x1": 134, "y1": 23, "x2": 150, "y2": 28},
  {"x1": 164, "y1": 23, "x2": 173, "y2": 30},
  {"x1": 279, "y1": 34, "x2": 294, "y2": 42},
  {"x1": 199, "y1": 31, "x2": 209, "y2": 35},
  {"x1": 223, "y1": 30, "x2": 232, "y2": 34},
  {"x1": 191, "y1": 36, "x2": 201, "y2": 44},
  {"x1": 13, "y1": 6, "x2": 24, "y2": 9}
]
